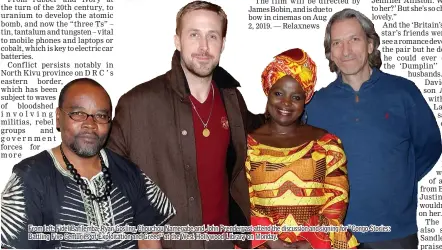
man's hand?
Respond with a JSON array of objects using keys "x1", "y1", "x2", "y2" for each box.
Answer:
[
  {"x1": 138, "y1": 240, "x2": 162, "y2": 249},
  {"x1": 265, "y1": 239, "x2": 287, "y2": 249}
]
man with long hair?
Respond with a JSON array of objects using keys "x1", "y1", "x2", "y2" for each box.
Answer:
[{"x1": 306, "y1": 8, "x2": 441, "y2": 249}]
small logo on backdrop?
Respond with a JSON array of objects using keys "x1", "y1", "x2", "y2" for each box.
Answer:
[
  {"x1": 385, "y1": 112, "x2": 389, "y2": 119},
  {"x1": 221, "y1": 117, "x2": 229, "y2": 130}
]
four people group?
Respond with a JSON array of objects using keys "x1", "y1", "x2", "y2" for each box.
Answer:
[{"x1": 1, "y1": 1, "x2": 441, "y2": 249}]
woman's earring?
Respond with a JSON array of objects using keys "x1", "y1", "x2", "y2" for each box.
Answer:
[{"x1": 301, "y1": 110, "x2": 308, "y2": 124}]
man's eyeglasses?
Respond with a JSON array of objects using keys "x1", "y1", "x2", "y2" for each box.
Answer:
[{"x1": 59, "y1": 108, "x2": 111, "y2": 124}]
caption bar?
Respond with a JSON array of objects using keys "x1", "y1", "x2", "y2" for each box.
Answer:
[{"x1": 27, "y1": 224, "x2": 391, "y2": 241}]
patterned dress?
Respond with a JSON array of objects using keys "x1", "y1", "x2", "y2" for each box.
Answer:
[
  {"x1": 1, "y1": 148, "x2": 176, "y2": 249},
  {"x1": 246, "y1": 133, "x2": 358, "y2": 249}
]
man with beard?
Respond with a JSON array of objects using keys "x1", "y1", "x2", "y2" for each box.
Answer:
[
  {"x1": 1, "y1": 78, "x2": 175, "y2": 249},
  {"x1": 306, "y1": 9, "x2": 441, "y2": 248},
  {"x1": 107, "y1": 1, "x2": 263, "y2": 249}
]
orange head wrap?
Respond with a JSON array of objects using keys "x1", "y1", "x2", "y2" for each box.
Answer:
[{"x1": 261, "y1": 48, "x2": 317, "y2": 103}]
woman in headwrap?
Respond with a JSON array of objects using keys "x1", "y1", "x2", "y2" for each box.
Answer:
[{"x1": 245, "y1": 48, "x2": 358, "y2": 249}]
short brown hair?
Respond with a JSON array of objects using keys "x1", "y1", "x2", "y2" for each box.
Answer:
[{"x1": 176, "y1": 1, "x2": 228, "y2": 37}]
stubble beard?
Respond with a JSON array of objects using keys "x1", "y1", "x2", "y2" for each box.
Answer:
[{"x1": 181, "y1": 56, "x2": 218, "y2": 78}]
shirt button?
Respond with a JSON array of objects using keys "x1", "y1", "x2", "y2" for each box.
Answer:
[
  {"x1": 181, "y1": 130, "x2": 187, "y2": 135},
  {"x1": 185, "y1": 164, "x2": 190, "y2": 170},
  {"x1": 189, "y1": 197, "x2": 194, "y2": 202},
  {"x1": 355, "y1": 118, "x2": 359, "y2": 122}
]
